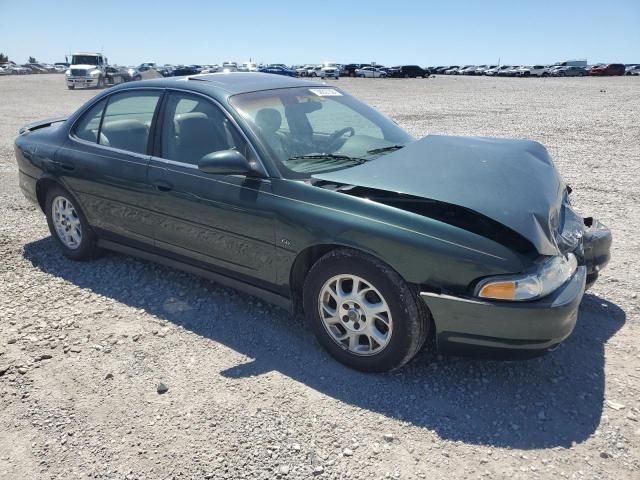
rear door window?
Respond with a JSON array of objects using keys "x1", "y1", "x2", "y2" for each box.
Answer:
[
  {"x1": 99, "y1": 91, "x2": 161, "y2": 154},
  {"x1": 73, "y1": 99, "x2": 107, "y2": 143}
]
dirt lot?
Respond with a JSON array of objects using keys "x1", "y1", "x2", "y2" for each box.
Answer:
[{"x1": 0, "y1": 74, "x2": 638, "y2": 480}]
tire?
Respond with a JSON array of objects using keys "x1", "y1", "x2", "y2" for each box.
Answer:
[
  {"x1": 97, "y1": 76, "x2": 105, "y2": 88},
  {"x1": 67, "y1": 85, "x2": 75, "y2": 90},
  {"x1": 303, "y1": 248, "x2": 430, "y2": 372},
  {"x1": 404, "y1": 73, "x2": 409, "y2": 78},
  {"x1": 45, "y1": 184, "x2": 100, "y2": 261}
]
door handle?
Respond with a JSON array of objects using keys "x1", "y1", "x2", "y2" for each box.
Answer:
[
  {"x1": 153, "y1": 180, "x2": 173, "y2": 192},
  {"x1": 55, "y1": 161, "x2": 75, "y2": 171}
]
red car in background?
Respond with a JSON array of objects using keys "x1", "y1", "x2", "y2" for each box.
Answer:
[{"x1": 589, "y1": 63, "x2": 625, "y2": 76}]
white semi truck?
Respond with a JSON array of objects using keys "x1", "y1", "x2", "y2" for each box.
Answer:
[
  {"x1": 64, "y1": 52, "x2": 129, "y2": 89},
  {"x1": 65, "y1": 52, "x2": 107, "y2": 89}
]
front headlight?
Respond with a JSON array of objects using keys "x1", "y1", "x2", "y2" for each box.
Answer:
[
  {"x1": 89, "y1": 70, "x2": 100, "y2": 77},
  {"x1": 65, "y1": 70, "x2": 71, "y2": 76},
  {"x1": 476, "y1": 253, "x2": 578, "y2": 301}
]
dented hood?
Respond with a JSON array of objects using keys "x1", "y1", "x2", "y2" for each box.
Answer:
[{"x1": 313, "y1": 135, "x2": 566, "y2": 256}]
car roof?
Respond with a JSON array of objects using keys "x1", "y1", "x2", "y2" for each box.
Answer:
[{"x1": 105, "y1": 72, "x2": 325, "y2": 102}]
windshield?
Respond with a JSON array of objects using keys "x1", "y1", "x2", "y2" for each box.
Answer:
[
  {"x1": 72, "y1": 55, "x2": 100, "y2": 65},
  {"x1": 230, "y1": 86, "x2": 414, "y2": 178}
]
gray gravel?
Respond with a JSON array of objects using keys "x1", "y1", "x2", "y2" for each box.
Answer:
[{"x1": 0, "y1": 74, "x2": 639, "y2": 479}]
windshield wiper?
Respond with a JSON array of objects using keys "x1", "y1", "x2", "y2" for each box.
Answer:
[
  {"x1": 286, "y1": 153, "x2": 367, "y2": 165},
  {"x1": 366, "y1": 145, "x2": 405, "y2": 155}
]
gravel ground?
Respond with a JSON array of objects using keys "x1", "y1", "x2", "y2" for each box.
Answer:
[{"x1": 0, "y1": 74, "x2": 639, "y2": 480}]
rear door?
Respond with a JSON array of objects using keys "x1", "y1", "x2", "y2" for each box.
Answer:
[
  {"x1": 147, "y1": 90, "x2": 277, "y2": 286},
  {"x1": 61, "y1": 89, "x2": 163, "y2": 246}
]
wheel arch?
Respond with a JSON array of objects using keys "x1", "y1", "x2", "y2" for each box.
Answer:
[
  {"x1": 35, "y1": 176, "x2": 64, "y2": 212},
  {"x1": 288, "y1": 242, "x2": 417, "y2": 316}
]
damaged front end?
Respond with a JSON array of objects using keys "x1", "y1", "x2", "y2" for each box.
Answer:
[{"x1": 552, "y1": 189, "x2": 611, "y2": 289}]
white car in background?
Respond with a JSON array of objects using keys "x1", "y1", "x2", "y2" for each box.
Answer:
[
  {"x1": 473, "y1": 65, "x2": 497, "y2": 75},
  {"x1": 307, "y1": 65, "x2": 324, "y2": 77},
  {"x1": 517, "y1": 65, "x2": 550, "y2": 77},
  {"x1": 321, "y1": 62, "x2": 340, "y2": 79},
  {"x1": 238, "y1": 62, "x2": 258, "y2": 72},
  {"x1": 355, "y1": 66, "x2": 387, "y2": 78},
  {"x1": 485, "y1": 65, "x2": 508, "y2": 76},
  {"x1": 201, "y1": 65, "x2": 220, "y2": 73},
  {"x1": 222, "y1": 62, "x2": 238, "y2": 72},
  {"x1": 296, "y1": 64, "x2": 315, "y2": 76}
]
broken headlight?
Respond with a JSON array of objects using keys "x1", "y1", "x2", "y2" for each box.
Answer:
[{"x1": 476, "y1": 253, "x2": 578, "y2": 301}]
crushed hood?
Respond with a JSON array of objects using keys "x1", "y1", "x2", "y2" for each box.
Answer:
[{"x1": 313, "y1": 135, "x2": 566, "y2": 256}]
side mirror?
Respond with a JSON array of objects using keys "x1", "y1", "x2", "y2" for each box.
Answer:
[{"x1": 198, "y1": 150, "x2": 255, "y2": 176}]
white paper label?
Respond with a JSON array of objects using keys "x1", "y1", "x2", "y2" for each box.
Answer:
[{"x1": 309, "y1": 88, "x2": 343, "y2": 97}]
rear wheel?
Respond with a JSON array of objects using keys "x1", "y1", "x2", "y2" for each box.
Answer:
[
  {"x1": 45, "y1": 185, "x2": 100, "y2": 260},
  {"x1": 303, "y1": 249, "x2": 430, "y2": 372}
]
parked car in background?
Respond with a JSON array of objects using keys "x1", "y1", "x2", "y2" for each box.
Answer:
[
  {"x1": 104, "y1": 66, "x2": 133, "y2": 85},
  {"x1": 238, "y1": 62, "x2": 258, "y2": 72},
  {"x1": 546, "y1": 65, "x2": 564, "y2": 76},
  {"x1": 443, "y1": 66, "x2": 460, "y2": 75},
  {"x1": 554, "y1": 66, "x2": 587, "y2": 77},
  {"x1": 307, "y1": 65, "x2": 324, "y2": 77},
  {"x1": 321, "y1": 62, "x2": 341, "y2": 79},
  {"x1": 625, "y1": 65, "x2": 640, "y2": 76},
  {"x1": 172, "y1": 65, "x2": 201, "y2": 76},
  {"x1": 389, "y1": 65, "x2": 428, "y2": 78},
  {"x1": 355, "y1": 66, "x2": 387, "y2": 78},
  {"x1": 222, "y1": 62, "x2": 238, "y2": 72},
  {"x1": 473, "y1": 65, "x2": 497, "y2": 75},
  {"x1": 14, "y1": 73, "x2": 611, "y2": 372},
  {"x1": 589, "y1": 63, "x2": 625, "y2": 76},
  {"x1": 502, "y1": 66, "x2": 522, "y2": 77},
  {"x1": 342, "y1": 64, "x2": 370, "y2": 77},
  {"x1": 201, "y1": 65, "x2": 220, "y2": 74},
  {"x1": 485, "y1": 65, "x2": 509, "y2": 76},
  {"x1": 459, "y1": 65, "x2": 478, "y2": 75},
  {"x1": 517, "y1": 65, "x2": 549, "y2": 77},
  {"x1": 296, "y1": 64, "x2": 315, "y2": 76},
  {"x1": 259, "y1": 65, "x2": 297, "y2": 77}
]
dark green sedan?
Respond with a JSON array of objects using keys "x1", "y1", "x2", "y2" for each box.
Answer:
[{"x1": 14, "y1": 73, "x2": 611, "y2": 372}]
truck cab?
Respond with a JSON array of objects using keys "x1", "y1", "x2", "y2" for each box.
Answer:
[{"x1": 65, "y1": 53, "x2": 108, "y2": 89}]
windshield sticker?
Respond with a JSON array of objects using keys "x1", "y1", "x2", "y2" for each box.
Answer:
[{"x1": 309, "y1": 88, "x2": 343, "y2": 97}]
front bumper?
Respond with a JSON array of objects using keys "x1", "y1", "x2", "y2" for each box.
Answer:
[
  {"x1": 422, "y1": 218, "x2": 611, "y2": 354},
  {"x1": 422, "y1": 266, "x2": 587, "y2": 352},
  {"x1": 66, "y1": 77, "x2": 98, "y2": 87}
]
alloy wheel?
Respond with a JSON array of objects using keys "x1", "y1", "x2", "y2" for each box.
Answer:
[
  {"x1": 318, "y1": 274, "x2": 393, "y2": 356},
  {"x1": 51, "y1": 196, "x2": 82, "y2": 249}
]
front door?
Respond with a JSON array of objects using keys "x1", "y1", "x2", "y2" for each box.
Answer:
[{"x1": 147, "y1": 91, "x2": 277, "y2": 287}]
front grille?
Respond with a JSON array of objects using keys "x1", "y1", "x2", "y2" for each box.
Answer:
[{"x1": 70, "y1": 69, "x2": 87, "y2": 77}]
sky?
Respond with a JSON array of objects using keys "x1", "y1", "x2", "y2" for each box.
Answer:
[{"x1": 1, "y1": 0, "x2": 638, "y2": 66}]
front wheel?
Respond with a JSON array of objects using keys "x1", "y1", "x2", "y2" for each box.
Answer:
[
  {"x1": 304, "y1": 249, "x2": 430, "y2": 372},
  {"x1": 67, "y1": 85, "x2": 75, "y2": 90},
  {"x1": 45, "y1": 185, "x2": 100, "y2": 260},
  {"x1": 97, "y1": 76, "x2": 105, "y2": 88}
]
